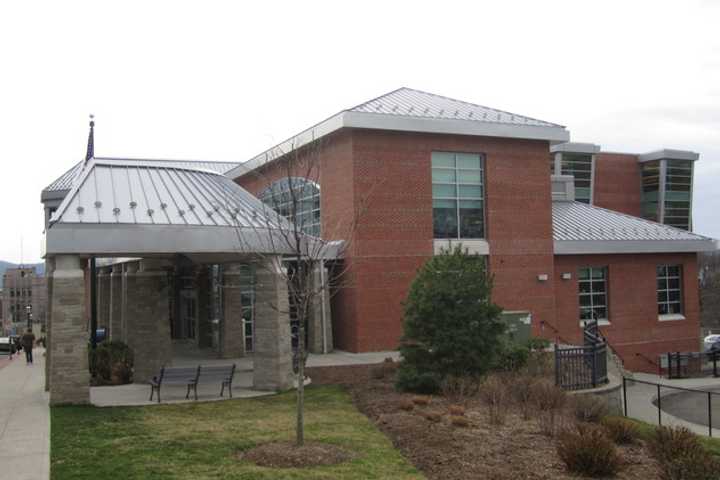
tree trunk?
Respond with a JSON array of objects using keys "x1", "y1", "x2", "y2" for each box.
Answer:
[{"x1": 296, "y1": 315, "x2": 305, "y2": 447}]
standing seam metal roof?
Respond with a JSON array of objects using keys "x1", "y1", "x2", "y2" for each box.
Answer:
[
  {"x1": 50, "y1": 159, "x2": 285, "y2": 229},
  {"x1": 552, "y1": 201, "x2": 711, "y2": 242},
  {"x1": 349, "y1": 87, "x2": 565, "y2": 128}
]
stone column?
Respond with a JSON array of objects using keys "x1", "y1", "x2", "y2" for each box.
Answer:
[
  {"x1": 109, "y1": 264, "x2": 123, "y2": 341},
  {"x1": 49, "y1": 255, "x2": 90, "y2": 405},
  {"x1": 196, "y1": 266, "x2": 213, "y2": 349},
  {"x1": 253, "y1": 257, "x2": 293, "y2": 391},
  {"x1": 44, "y1": 257, "x2": 55, "y2": 392},
  {"x1": 97, "y1": 267, "x2": 111, "y2": 332},
  {"x1": 125, "y1": 260, "x2": 172, "y2": 383},
  {"x1": 221, "y1": 264, "x2": 246, "y2": 359},
  {"x1": 307, "y1": 263, "x2": 333, "y2": 354}
]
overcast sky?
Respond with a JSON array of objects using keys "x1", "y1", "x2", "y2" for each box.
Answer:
[{"x1": 0, "y1": 0, "x2": 718, "y2": 263}]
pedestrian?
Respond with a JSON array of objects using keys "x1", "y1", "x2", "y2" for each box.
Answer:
[{"x1": 21, "y1": 329, "x2": 36, "y2": 365}]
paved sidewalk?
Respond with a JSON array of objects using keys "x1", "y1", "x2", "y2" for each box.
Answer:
[{"x1": 0, "y1": 349, "x2": 50, "y2": 480}]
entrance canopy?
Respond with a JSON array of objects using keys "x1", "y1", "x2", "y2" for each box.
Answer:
[{"x1": 45, "y1": 158, "x2": 306, "y2": 259}]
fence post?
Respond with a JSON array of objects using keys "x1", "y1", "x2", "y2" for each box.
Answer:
[
  {"x1": 709, "y1": 392, "x2": 713, "y2": 438},
  {"x1": 657, "y1": 383, "x2": 662, "y2": 426},
  {"x1": 623, "y1": 376, "x2": 628, "y2": 417},
  {"x1": 591, "y1": 344, "x2": 597, "y2": 388},
  {"x1": 554, "y1": 343, "x2": 559, "y2": 387}
]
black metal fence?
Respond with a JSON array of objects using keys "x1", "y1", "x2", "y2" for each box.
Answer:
[
  {"x1": 623, "y1": 377, "x2": 720, "y2": 437},
  {"x1": 555, "y1": 320, "x2": 608, "y2": 390},
  {"x1": 662, "y1": 351, "x2": 720, "y2": 379}
]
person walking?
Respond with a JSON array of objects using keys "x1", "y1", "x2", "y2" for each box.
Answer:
[{"x1": 20, "y1": 329, "x2": 36, "y2": 365}]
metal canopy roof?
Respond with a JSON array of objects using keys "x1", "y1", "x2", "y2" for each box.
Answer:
[
  {"x1": 45, "y1": 159, "x2": 308, "y2": 257},
  {"x1": 553, "y1": 201, "x2": 716, "y2": 254},
  {"x1": 230, "y1": 87, "x2": 570, "y2": 176}
]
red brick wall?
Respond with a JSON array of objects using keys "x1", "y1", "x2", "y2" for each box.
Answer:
[
  {"x1": 593, "y1": 153, "x2": 641, "y2": 216},
  {"x1": 553, "y1": 253, "x2": 700, "y2": 373}
]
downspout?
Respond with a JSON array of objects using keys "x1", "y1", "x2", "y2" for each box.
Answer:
[{"x1": 320, "y1": 260, "x2": 328, "y2": 354}]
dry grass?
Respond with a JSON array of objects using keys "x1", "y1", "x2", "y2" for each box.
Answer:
[{"x1": 412, "y1": 395, "x2": 431, "y2": 406}]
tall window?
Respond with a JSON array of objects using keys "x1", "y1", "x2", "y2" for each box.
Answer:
[
  {"x1": 560, "y1": 153, "x2": 593, "y2": 204},
  {"x1": 657, "y1": 265, "x2": 682, "y2": 315},
  {"x1": 664, "y1": 160, "x2": 693, "y2": 230},
  {"x1": 259, "y1": 177, "x2": 321, "y2": 237},
  {"x1": 432, "y1": 152, "x2": 485, "y2": 239},
  {"x1": 641, "y1": 161, "x2": 661, "y2": 222},
  {"x1": 578, "y1": 267, "x2": 608, "y2": 321}
]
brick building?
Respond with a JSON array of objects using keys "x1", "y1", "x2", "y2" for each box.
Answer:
[
  {"x1": 232, "y1": 88, "x2": 716, "y2": 372},
  {"x1": 41, "y1": 88, "x2": 717, "y2": 406},
  {"x1": 1, "y1": 267, "x2": 47, "y2": 335}
]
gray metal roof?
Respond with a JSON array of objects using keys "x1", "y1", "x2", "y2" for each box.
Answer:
[
  {"x1": 44, "y1": 158, "x2": 241, "y2": 193},
  {"x1": 350, "y1": 87, "x2": 564, "y2": 128},
  {"x1": 553, "y1": 201, "x2": 716, "y2": 254}
]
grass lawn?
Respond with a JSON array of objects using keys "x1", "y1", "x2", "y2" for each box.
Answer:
[{"x1": 51, "y1": 385, "x2": 422, "y2": 480}]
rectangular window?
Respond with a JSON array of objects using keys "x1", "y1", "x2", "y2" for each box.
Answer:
[
  {"x1": 561, "y1": 153, "x2": 593, "y2": 204},
  {"x1": 657, "y1": 265, "x2": 682, "y2": 315},
  {"x1": 641, "y1": 160, "x2": 661, "y2": 222},
  {"x1": 432, "y1": 152, "x2": 485, "y2": 239},
  {"x1": 578, "y1": 267, "x2": 608, "y2": 322},
  {"x1": 664, "y1": 160, "x2": 692, "y2": 230}
]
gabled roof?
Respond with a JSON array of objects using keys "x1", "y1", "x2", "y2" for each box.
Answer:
[
  {"x1": 553, "y1": 201, "x2": 716, "y2": 254},
  {"x1": 230, "y1": 87, "x2": 570, "y2": 176},
  {"x1": 42, "y1": 158, "x2": 242, "y2": 200},
  {"x1": 350, "y1": 88, "x2": 564, "y2": 128}
]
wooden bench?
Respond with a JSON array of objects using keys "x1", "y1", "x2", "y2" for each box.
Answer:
[{"x1": 149, "y1": 364, "x2": 236, "y2": 403}]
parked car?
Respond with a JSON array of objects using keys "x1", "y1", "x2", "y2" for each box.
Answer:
[{"x1": 703, "y1": 334, "x2": 720, "y2": 352}]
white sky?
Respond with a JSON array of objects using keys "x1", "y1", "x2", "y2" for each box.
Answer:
[{"x1": 1, "y1": 0, "x2": 718, "y2": 263}]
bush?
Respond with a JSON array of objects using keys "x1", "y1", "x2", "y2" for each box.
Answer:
[
  {"x1": 480, "y1": 375, "x2": 508, "y2": 425},
  {"x1": 649, "y1": 426, "x2": 720, "y2": 480},
  {"x1": 398, "y1": 399, "x2": 415, "y2": 411},
  {"x1": 411, "y1": 395, "x2": 431, "y2": 406},
  {"x1": 508, "y1": 374, "x2": 535, "y2": 420},
  {"x1": 424, "y1": 411, "x2": 442, "y2": 423},
  {"x1": 395, "y1": 366, "x2": 441, "y2": 394},
  {"x1": 524, "y1": 350, "x2": 555, "y2": 377},
  {"x1": 448, "y1": 405, "x2": 465, "y2": 416},
  {"x1": 450, "y1": 415, "x2": 470, "y2": 428},
  {"x1": 601, "y1": 417, "x2": 639, "y2": 444},
  {"x1": 572, "y1": 394, "x2": 609, "y2": 423},
  {"x1": 496, "y1": 343, "x2": 530, "y2": 372},
  {"x1": 556, "y1": 423, "x2": 622, "y2": 477},
  {"x1": 396, "y1": 246, "x2": 505, "y2": 393},
  {"x1": 531, "y1": 379, "x2": 567, "y2": 436},
  {"x1": 89, "y1": 341, "x2": 134, "y2": 384},
  {"x1": 526, "y1": 337, "x2": 551, "y2": 352},
  {"x1": 440, "y1": 375, "x2": 480, "y2": 403}
]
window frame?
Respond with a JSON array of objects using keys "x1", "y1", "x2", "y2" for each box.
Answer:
[
  {"x1": 577, "y1": 266, "x2": 609, "y2": 324},
  {"x1": 431, "y1": 151, "x2": 486, "y2": 240},
  {"x1": 657, "y1": 264, "x2": 684, "y2": 319},
  {"x1": 258, "y1": 177, "x2": 321, "y2": 237}
]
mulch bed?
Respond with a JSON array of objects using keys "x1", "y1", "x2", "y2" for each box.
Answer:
[
  {"x1": 308, "y1": 363, "x2": 663, "y2": 480},
  {"x1": 238, "y1": 440, "x2": 356, "y2": 468}
]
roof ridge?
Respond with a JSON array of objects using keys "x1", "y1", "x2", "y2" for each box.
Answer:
[{"x1": 95, "y1": 157, "x2": 240, "y2": 165}]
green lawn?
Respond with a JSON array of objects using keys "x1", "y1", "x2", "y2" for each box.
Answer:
[{"x1": 51, "y1": 386, "x2": 422, "y2": 480}]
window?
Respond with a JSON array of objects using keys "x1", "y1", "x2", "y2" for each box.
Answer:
[
  {"x1": 259, "y1": 177, "x2": 321, "y2": 237},
  {"x1": 664, "y1": 160, "x2": 692, "y2": 230},
  {"x1": 578, "y1": 267, "x2": 608, "y2": 321},
  {"x1": 432, "y1": 152, "x2": 485, "y2": 239},
  {"x1": 560, "y1": 153, "x2": 593, "y2": 204},
  {"x1": 238, "y1": 264, "x2": 255, "y2": 353},
  {"x1": 657, "y1": 265, "x2": 682, "y2": 315},
  {"x1": 641, "y1": 161, "x2": 661, "y2": 222}
]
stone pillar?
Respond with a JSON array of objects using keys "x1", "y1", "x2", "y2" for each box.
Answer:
[
  {"x1": 196, "y1": 266, "x2": 213, "y2": 349},
  {"x1": 44, "y1": 257, "x2": 55, "y2": 392},
  {"x1": 125, "y1": 260, "x2": 172, "y2": 383},
  {"x1": 49, "y1": 255, "x2": 90, "y2": 405},
  {"x1": 308, "y1": 263, "x2": 333, "y2": 354},
  {"x1": 97, "y1": 267, "x2": 111, "y2": 332},
  {"x1": 253, "y1": 257, "x2": 293, "y2": 391},
  {"x1": 109, "y1": 264, "x2": 123, "y2": 341},
  {"x1": 221, "y1": 264, "x2": 246, "y2": 359}
]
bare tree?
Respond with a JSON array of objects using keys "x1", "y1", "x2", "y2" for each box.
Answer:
[{"x1": 224, "y1": 134, "x2": 377, "y2": 447}]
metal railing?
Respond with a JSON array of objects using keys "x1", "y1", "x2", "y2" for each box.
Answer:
[
  {"x1": 662, "y1": 351, "x2": 720, "y2": 379},
  {"x1": 555, "y1": 321, "x2": 608, "y2": 390},
  {"x1": 623, "y1": 377, "x2": 720, "y2": 437}
]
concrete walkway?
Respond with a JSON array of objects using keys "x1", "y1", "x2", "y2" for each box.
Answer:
[
  {"x1": 0, "y1": 349, "x2": 50, "y2": 480},
  {"x1": 625, "y1": 372, "x2": 720, "y2": 437}
]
